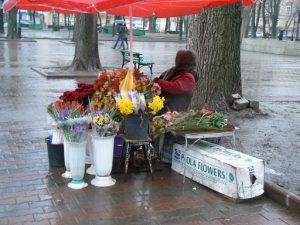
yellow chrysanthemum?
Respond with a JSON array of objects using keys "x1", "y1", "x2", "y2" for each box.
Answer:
[
  {"x1": 148, "y1": 96, "x2": 165, "y2": 115},
  {"x1": 116, "y1": 98, "x2": 134, "y2": 115}
]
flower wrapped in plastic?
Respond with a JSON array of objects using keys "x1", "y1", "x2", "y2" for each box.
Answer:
[
  {"x1": 50, "y1": 100, "x2": 90, "y2": 142},
  {"x1": 91, "y1": 106, "x2": 120, "y2": 137},
  {"x1": 115, "y1": 91, "x2": 165, "y2": 116}
]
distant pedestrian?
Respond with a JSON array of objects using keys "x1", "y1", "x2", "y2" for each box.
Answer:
[
  {"x1": 113, "y1": 23, "x2": 126, "y2": 50},
  {"x1": 122, "y1": 24, "x2": 129, "y2": 50}
]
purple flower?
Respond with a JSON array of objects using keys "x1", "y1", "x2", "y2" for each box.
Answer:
[{"x1": 71, "y1": 124, "x2": 87, "y2": 134}]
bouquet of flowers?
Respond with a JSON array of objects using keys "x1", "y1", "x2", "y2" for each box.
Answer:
[
  {"x1": 49, "y1": 100, "x2": 90, "y2": 142},
  {"x1": 91, "y1": 106, "x2": 120, "y2": 137},
  {"x1": 116, "y1": 93, "x2": 165, "y2": 116},
  {"x1": 92, "y1": 68, "x2": 161, "y2": 112},
  {"x1": 113, "y1": 67, "x2": 164, "y2": 117},
  {"x1": 152, "y1": 109, "x2": 228, "y2": 134},
  {"x1": 59, "y1": 83, "x2": 95, "y2": 108}
]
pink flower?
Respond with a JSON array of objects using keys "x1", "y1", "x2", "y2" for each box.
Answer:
[
  {"x1": 107, "y1": 91, "x2": 112, "y2": 96},
  {"x1": 166, "y1": 122, "x2": 173, "y2": 127},
  {"x1": 163, "y1": 112, "x2": 172, "y2": 121}
]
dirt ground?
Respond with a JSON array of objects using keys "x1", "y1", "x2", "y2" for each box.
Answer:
[
  {"x1": 226, "y1": 104, "x2": 300, "y2": 197},
  {"x1": 226, "y1": 51, "x2": 300, "y2": 197}
]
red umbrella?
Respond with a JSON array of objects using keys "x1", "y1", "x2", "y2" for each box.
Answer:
[
  {"x1": 4, "y1": 0, "x2": 254, "y2": 69},
  {"x1": 106, "y1": 0, "x2": 253, "y2": 66},
  {"x1": 107, "y1": 0, "x2": 253, "y2": 18},
  {"x1": 4, "y1": 0, "x2": 89, "y2": 13},
  {"x1": 3, "y1": 0, "x2": 142, "y2": 13}
]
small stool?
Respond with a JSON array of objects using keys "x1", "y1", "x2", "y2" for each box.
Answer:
[{"x1": 119, "y1": 136, "x2": 154, "y2": 179}]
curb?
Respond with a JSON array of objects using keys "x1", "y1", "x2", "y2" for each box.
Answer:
[{"x1": 264, "y1": 180, "x2": 300, "y2": 212}]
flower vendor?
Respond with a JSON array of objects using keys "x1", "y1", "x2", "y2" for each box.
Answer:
[
  {"x1": 154, "y1": 50, "x2": 198, "y2": 113},
  {"x1": 153, "y1": 50, "x2": 198, "y2": 162}
]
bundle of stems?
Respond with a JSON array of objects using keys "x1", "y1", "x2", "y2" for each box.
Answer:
[{"x1": 154, "y1": 110, "x2": 227, "y2": 134}]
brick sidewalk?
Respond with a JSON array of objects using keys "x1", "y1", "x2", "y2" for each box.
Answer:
[{"x1": 0, "y1": 123, "x2": 299, "y2": 225}]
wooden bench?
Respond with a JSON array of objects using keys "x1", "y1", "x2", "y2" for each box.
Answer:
[{"x1": 120, "y1": 50, "x2": 154, "y2": 75}]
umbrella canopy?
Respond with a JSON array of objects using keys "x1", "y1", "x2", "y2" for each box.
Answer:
[
  {"x1": 106, "y1": 0, "x2": 254, "y2": 69},
  {"x1": 3, "y1": 0, "x2": 142, "y2": 13},
  {"x1": 4, "y1": 0, "x2": 90, "y2": 13},
  {"x1": 107, "y1": 0, "x2": 253, "y2": 18}
]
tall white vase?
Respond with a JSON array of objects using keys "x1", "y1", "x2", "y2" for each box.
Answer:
[
  {"x1": 91, "y1": 135, "x2": 116, "y2": 187},
  {"x1": 86, "y1": 131, "x2": 96, "y2": 175},
  {"x1": 67, "y1": 140, "x2": 88, "y2": 189},
  {"x1": 62, "y1": 138, "x2": 72, "y2": 178},
  {"x1": 85, "y1": 129, "x2": 92, "y2": 165}
]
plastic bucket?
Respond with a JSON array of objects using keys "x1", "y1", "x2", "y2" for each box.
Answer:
[
  {"x1": 124, "y1": 115, "x2": 149, "y2": 140},
  {"x1": 45, "y1": 137, "x2": 65, "y2": 167},
  {"x1": 113, "y1": 135, "x2": 124, "y2": 157}
]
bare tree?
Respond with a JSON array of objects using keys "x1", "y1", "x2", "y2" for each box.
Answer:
[
  {"x1": 266, "y1": 0, "x2": 281, "y2": 38},
  {"x1": 251, "y1": 1, "x2": 262, "y2": 38},
  {"x1": 241, "y1": 6, "x2": 252, "y2": 38},
  {"x1": 70, "y1": 14, "x2": 101, "y2": 71},
  {"x1": 262, "y1": 0, "x2": 267, "y2": 37},
  {"x1": 188, "y1": 3, "x2": 242, "y2": 111},
  {"x1": 284, "y1": 0, "x2": 300, "y2": 38}
]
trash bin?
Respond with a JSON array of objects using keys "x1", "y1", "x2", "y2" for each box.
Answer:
[{"x1": 45, "y1": 136, "x2": 65, "y2": 167}]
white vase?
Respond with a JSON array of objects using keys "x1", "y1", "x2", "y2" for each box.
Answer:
[
  {"x1": 85, "y1": 129, "x2": 93, "y2": 165},
  {"x1": 91, "y1": 135, "x2": 116, "y2": 187},
  {"x1": 51, "y1": 127, "x2": 63, "y2": 144},
  {"x1": 67, "y1": 140, "x2": 88, "y2": 189},
  {"x1": 86, "y1": 131, "x2": 96, "y2": 175},
  {"x1": 62, "y1": 137, "x2": 72, "y2": 178}
]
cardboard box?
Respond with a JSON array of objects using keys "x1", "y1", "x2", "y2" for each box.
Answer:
[{"x1": 172, "y1": 141, "x2": 264, "y2": 199}]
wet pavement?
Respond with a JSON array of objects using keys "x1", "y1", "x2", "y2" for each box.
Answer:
[{"x1": 0, "y1": 29, "x2": 300, "y2": 224}]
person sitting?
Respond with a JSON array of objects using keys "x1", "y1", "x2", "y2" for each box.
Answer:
[
  {"x1": 153, "y1": 50, "x2": 198, "y2": 163},
  {"x1": 155, "y1": 49, "x2": 198, "y2": 113}
]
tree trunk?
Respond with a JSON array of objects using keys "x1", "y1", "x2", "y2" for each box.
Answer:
[
  {"x1": 185, "y1": 16, "x2": 188, "y2": 38},
  {"x1": 7, "y1": 7, "x2": 18, "y2": 39},
  {"x1": 271, "y1": 0, "x2": 281, "y2": 38},
  {"x1": 296, "y1": 10, "x2": 300, "y2": 40},
  {"x1": 188, "y1": 3, "x2": 242, "y2": 112},
  {"x1": 0, "y1": 4, "x2": 4, "y2": 34},
  {"x1": 251, "y1": 4, "x2": 257, "y2": 38},
  {"x1": 72, "y1": 15, "x2": 78, "y2": 41},
  {"x1": 64, "y1": 14, "x2": 67, "y2": 27},
  {"x1": 70, "y1": 14, "x2": 101, "y2": 71},
  {"x1": 241, "y1": 6, "x2": 252, "y2": 38},
  {"x1": 33, "y1": 11, "x2": 36, "y2": 24},
  {"x1": 143, "y1": 18, "x2": 146, "y2": 30},
  {"x1": 179, "y1": 16, "x2": 183, "y2": 40},
  {"x1": 255, "y1": 2, "x2": 261, "y2": 31},
  {"x1": 165, "y1": 17, "x2": 170, "y2": 33},
  {"x1": 262, "y1": 0, "x2": 267, "y2": 37}
]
